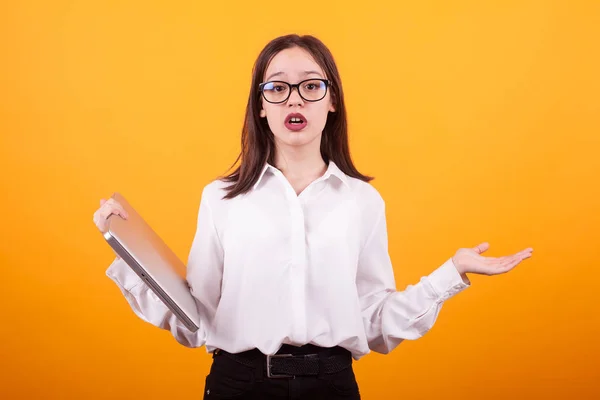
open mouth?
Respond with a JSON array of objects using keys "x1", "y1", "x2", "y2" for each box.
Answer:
[{"x1": 284, "y1": 113, "x2": 307, "y2": 131}]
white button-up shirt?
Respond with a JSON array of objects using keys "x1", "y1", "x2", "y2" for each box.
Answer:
[{"x1": 106, "y1": 161, "x2": 470, "y2": 360}]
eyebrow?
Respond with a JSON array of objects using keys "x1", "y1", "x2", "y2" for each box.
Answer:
[{"x1": 265, "y1": 70, "x2": 324, "y2": 82}]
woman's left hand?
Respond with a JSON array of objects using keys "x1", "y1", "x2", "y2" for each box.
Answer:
[{"x1": 452, "y1": 242, "x2": 533, "y2": 277}]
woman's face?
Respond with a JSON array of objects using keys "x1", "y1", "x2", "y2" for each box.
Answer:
[{"x1": 259, "y1": 46, "x2": 335, "y2": 149}]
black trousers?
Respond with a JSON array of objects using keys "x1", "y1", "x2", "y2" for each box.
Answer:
[{"x1": 203, "y1": 345, "x2": 361, "y2": 400}]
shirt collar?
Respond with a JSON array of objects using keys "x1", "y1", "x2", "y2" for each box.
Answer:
[
  {"x1": 253, "y1": 162, "x2": 272, "y2": 190},
  {"x1": 322, "y1": 160, "x2": 350, "y2": 188},
  {"x1": 253, "y1": 160, "x2": 349, "y2": 190}
]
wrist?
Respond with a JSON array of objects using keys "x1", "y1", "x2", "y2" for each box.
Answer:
[
  {"x1": 452, "y1": 256, "x2": 466, "y2": 275},
  {"x1": 452, "y1": 257, "x2": 470, "y2": 284}
]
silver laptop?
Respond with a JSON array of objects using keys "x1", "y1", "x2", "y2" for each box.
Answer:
[{"x1": 103, "y1": 192, "x2": 200, "y2": 332}]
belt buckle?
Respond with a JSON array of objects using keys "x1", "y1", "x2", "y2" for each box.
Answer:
[{"x1": 266, "y1": 353, "x2": 294, "y2": 378}]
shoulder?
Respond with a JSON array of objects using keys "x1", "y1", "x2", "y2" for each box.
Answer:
[
  {"x1": 345, "y1": 176, "x2": 385, "y2": 212},
  {"x1": 201, "y1": 178, "x2": 229, "y2": 199},
  {"x1": 198, "y1": 178, "x2": 234, "y2": 210},
  {"x1": 194, "y1": 179, "x2": 233, "y2": 225},
  {"x1": 343, "y1": 176, "x2": 387, "y2": 244}
]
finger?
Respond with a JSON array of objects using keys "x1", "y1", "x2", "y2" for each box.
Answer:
[
  {"x1": 486, "y1": 255, "x2": 513, "y2": 265},
  {"x1": 500, "y1": 256, "x2": 523, "y2": 273},
  {"x1": 115, "y1": 205, "x2": 129, "y2": 219},
  {"x1": 99, "y1": 209, "x2": 112, "y2": 220},
  {"x1": 516, "y1": 248, "x2": 533, "y2": 257},
  {"x1": 513, "y1": 252, "x2": 532, "y2": 262},
  {"x1": 99, "y1": 199, "x2": 113, "y2": 212},
  {"x1": 509, "y1": 252, "x2": 526, "y2": 264},
  {"x1": 492, "y1": 250, "x2": 530, "y2": 264},
  {"x1": 472, "y1": 242, "x2": 490, "y2": 254},
  {"x1": 519, "y1": 253, "x2": 532, "y2": 262},
  {"x1": 100, "y1": 206, "x2": 124, "y2": 221},
  {"x1": 106, "y1": 199, "x2": 127, "y2": 218},
  {"x1": 93, "y1": 214, "x2": 105, "y2": 230},
  {"x1": 486, "y1": 251, "x2": 531, "y2": 275},
  {"x1": 110, "y1": 205, "x2": 129, "y2": 220},
  {"x1": 487, "y1": 256, "x2": 515, "y2": 273}
]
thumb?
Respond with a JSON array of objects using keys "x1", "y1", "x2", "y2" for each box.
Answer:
[
  {"x1": 472, "y1": 242, "x2": 490, "y2": 254},
  {"x1": 100, "y1": 199, "x2": 106, "y2": 206}
]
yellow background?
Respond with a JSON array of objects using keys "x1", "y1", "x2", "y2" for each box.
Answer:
[{"x1": 1, "y1": 1, "x2": 599, "y2": 399}]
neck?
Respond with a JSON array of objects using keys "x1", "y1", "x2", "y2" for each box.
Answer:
[{"x1": 273, "y1": 137, "x2": 327, "y2": 181}]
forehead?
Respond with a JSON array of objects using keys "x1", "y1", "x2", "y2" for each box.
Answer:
[{"x1": 264, "y1": 47, "x2": 326, "y2": 80}]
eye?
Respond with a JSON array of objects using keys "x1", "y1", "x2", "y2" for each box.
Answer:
[
  {"x1": 262, "y1": 82, "x2": 288, "y2": 92},
  {"x1": 303, "y1": 80, "x2": 323, "y2": 91}
]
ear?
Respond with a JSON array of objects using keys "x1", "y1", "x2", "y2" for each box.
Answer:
[
  {"x1": 329, "y1": 103, "x2": 336, "y2": 113},
  {"x1": 260, "y1": 109, "x2": 266, "y2": 118}
]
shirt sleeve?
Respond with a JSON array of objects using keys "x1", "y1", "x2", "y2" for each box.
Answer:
[
  {"x1": 105, "y1": 184, "x2": 224, "y2": 349},
  {"x1": 357, "y1": 198, "x2": 471, "y2": 354}
]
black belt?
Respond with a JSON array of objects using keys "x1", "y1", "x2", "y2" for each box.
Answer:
[{"x1": 214, "y1": 344, "x2": 353, "y2": 379}]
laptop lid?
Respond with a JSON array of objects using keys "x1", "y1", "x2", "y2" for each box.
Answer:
[{"x1": 103, "y1": 192, "x2": 201, "y2": 332}]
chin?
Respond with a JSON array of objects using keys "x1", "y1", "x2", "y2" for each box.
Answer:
[{"x1": 276, "y1": 130, "x2": 322, "y2": 148}]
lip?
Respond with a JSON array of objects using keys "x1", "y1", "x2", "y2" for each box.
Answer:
[{"x1": 284, "y1": 112, "x2": 308, "y2": 132}]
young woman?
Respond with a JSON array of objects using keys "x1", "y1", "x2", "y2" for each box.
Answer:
[{"x1": 93, "y1": 34, "x2": 533, "y2": 400}]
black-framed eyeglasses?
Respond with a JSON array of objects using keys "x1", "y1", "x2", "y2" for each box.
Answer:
[{"x1": 258, "y1": 78, "x2": 331, "y2": 104}]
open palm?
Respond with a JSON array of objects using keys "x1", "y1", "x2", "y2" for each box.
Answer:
[{"x1": 452, "y1": 242, "x2": 533, "y2": 276}]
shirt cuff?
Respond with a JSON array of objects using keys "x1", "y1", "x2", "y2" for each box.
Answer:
[
  {"x1": 106, "y1": 257, "x2": 144, "y2": 292},
  {"x1": 428, "y1": 257, "x2": 471, "y2": 300}
]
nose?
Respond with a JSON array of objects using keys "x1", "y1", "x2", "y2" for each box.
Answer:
[{"x1": 287, "y1": 86, "x2": 304, "y2": 107}]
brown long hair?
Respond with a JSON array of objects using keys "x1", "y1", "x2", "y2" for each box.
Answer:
[{"x1": 219, "y1": 34, "x2": 373, "y2": 199}]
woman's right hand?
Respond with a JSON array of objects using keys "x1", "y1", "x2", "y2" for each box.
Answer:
[{"x1": 93, "y1": 198, "x2": 129, "y2": 259}]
